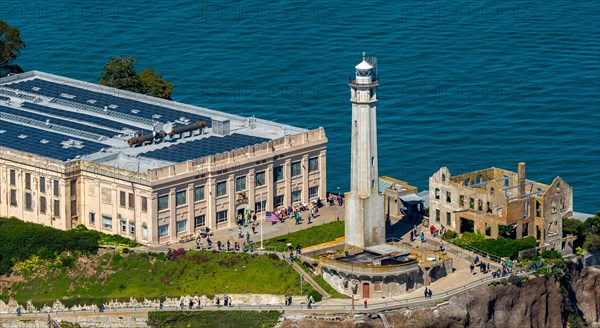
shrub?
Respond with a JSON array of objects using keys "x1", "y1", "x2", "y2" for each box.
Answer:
[
  {"x1": 122, "y1": 248, "x2": 130, "y2": 254},
  {"x1": 147, "y1": 310, "x2": 281, "y2": 328},
  {"x1": 444, "y1": 230, "x2": 457, "y2": 239},
  {"x1": 541, "y1": 250, "x2": 562, "y2": 259}
]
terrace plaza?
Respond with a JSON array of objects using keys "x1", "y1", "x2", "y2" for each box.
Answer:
[{"x1": 0, "y1": 71, "x2": 327, "y2": 245}]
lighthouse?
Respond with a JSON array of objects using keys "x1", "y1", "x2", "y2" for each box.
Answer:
[{"x1": 344, "y1": 53, "x2": 385, "y2": 249}]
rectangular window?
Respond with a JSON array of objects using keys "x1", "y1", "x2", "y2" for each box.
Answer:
[
  {"x1": 216, "y1": 181, "x2": 227, "y2": 197},
  {"x1": 158, "y1": 194, "x2": 169, "y2": 211},
  {"x1": 25, "y1": 173, "x2": 31, "y2": 190},
  {"x1": 194, "y1": 215, "x2": 206, "y2": 229},
  {"x1": 129, "y1": 222, "x2": 135, "y2": 235},
  {"x1": 446, "y1": 191, "x2": 451, "y2": 203},
  {"x1": 176, "y1": 220, "x2": 187, "y2": 234},
  {"x1": 119, "y1": 191, "x2": 126, "y2": 207},
  {"x1": 142, "y1": 196, "x2": 148, "y2": 212},
  {"x1": 53, "y1": 180, "x2": 59, "y2": 196},
  {"x1": 142, "y1": 223, "x2": 149, "y2": 240},
  {"x1": 53, "y1": 200, "x2": 60, "y2": 217},
  {"x1": 435, "y1": 209, "x2": 440, "y2": 222},
  {"x1": 308, "y1": 157, "x2": 319, "y2": 173},
  {"x1": 291, "y1": 190, "x2": 302, "y2": 203},
  {"x1": 40, "y1": 176, "x2": 46, "y2": 193},
  {"x1": 120, "y1": 219, "x2": 127, "y2": 234},
  {"x1": 309, "y1": 186, "x2": 319, "y2": 199},
  {"x1": 274, "y1": 195, "x2": 284, "y2": 207},
  {"x1": 273, "y1": 166, "x2": 284, "y2": 182},
  {"x1": 216, "y1": 210, "x2": 228, "y2": 224},
  {"x1": 70, "y1": 200, "x2": 77, "y2": 216},
  {"x1": 194, "y1": 186, "x2": 205, "y2": 202},
  {"x1": 255, "y1": 200, "x2": 266, "y2": 213},
  {"x1": 469, "y1": 197, "x2": 475, "y2": 209},
  {"x1": 291, "y1": 161, "x2": 301, "y2": 177},
  {"x1": 9, "y1": 169, "x2": 15, "y2": 186},
  {"x1": 25, "y1": 192, "x2": 33, "y2": 211},
  {"x1": 102, "y1": 215, "x2": 112, "y2": 229},
  {"x1": 176, "y1": 190, "x2": 187, "y2": 206},
  {"x1": 10, "y1": 189, "x2": 17, "y2": 206},
  {"x1": 235, "y1": 176, "x2": 246, "y2": 192},
  {"x1": 70, "y1": 180, "x2": 76, "y2": 196},
  {"x1": 374, "y1": 282, "x2": 382, "y2": 292},
  {"x1": 459, "y1": 195, "x2": 464, "y2": 207},
  {"x1": 40, "y1": 196, "x2": 46, "y2": 214},
  {"x1": 128, "y1": 193, "x2": 135, "y2": 209},
  {"x1": 158, "y1": 224, "x2": 169, "y2": 238},
  {"x1": 101, "y1": 187, "x2": 112, "y2": 204},
  {"x1": 89, "y1": 212, "x2": 95, "y2": 225},
  {"x1": 255, "y1": 171, "x2": 265, "y2": 187},
  {"x1": 446, "y1": 212, "x2": 451, "y2": 226}
]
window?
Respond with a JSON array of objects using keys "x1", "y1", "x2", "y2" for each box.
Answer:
[
  {"x1": 40, "y1": 176, "x2": 46, "y2": 193},
  {"x1": 129, "y1": 222, "x2": 135, "y2": 235},
  {"x1": 176, "y1": 190, "x2": 187, "y2": 206},
  {"x1": 119, "y1": 191, "x2": 126, "y2": 207},
  {"x1": 374, "y1": 282, "x2": 382, "y2": 292},
  {"x1": 120, "y1": 220, "x2": 127, "y2": 234},
  {"x1": 128, "y1": 193, "x2": 135, "y2": 209},
  {"x1": 255, "y1": 200, "x2": 266, "y2": 213},
  {"x1": 102, "y1": 215, "x2": 112, "y2": 229},
  {"x1": 53, "y1": 180, "x2": 59, "y2": 196},
  {"x1": 25, "y1": 173, "x2": 31, "y2": 190},
  {"x1": 490, "y1": 188, "x2": 495, "y2": 195},
  {"x1": 10, "y1": 189, "x2": 17, "y2": 206},
  {"x1": 274, "y1": 195, "x2": 284, "y2": 207},
  {"x1": 434, "y1": 188, "x2": 440, "y2": 200},
  {"x1": 142, "y1": 196, "x2": 148, "y2": 212},
  {"x1": 70, "y1": 200, "x2": 77, "y2": 216},
  {"x1": 9, "y1": 169, "x2": 15, "y2": 185},
  {"x1": 446, "y1": 212, "x2": 451, "y2": 226},
  {"x1": 525, "y1": 200, "x2": 530, "y2": 217},
  {"x1": 158, "y1": 194, "x2": 169, "y2": 211},
  {"x1": 255, "y1": 171, "x2": 265, "y2": 187},
  {"x1": 435, "y1": 209, "x2": 440, "y2": 222},
  {"x1": 25, "y1": 193, "x2": 32, "y2": 211},
  {"x1": 101, "y1": 187, "x2": 111, "y2": 204},
  {"x1": 235, "y1": 176, "x2": 246, "y2": 192},
  {"x1": 535, "y1": 201, "x2": 541, "y2": 217},
  {"x1": 291, "y1": 190, "x2": 302, "y2": 202},
  {"x1": 273, "y1": 166, "x2": 284, "y2": 182},
  {"x1": 459, "y1": 195, "x2": 465, "y2": 206},
  {"x1": 53, "y1": 200, "x2": 60, "y2": 217},
  {"x1": 70, "y1": 180, "x2": 76, "y2": 196},
  {"x1": 40, "y1": 196, "x2": 46, "y2": 214},
  {"x1": 216, "y1": 210, "x2": 228, "y2": 224},
  {"x1": 478, "y1": 199, "x2": 483, "y2": 211},
  {"x1": 469, "y1": 197, "x2": 475, "y2": 209},
  {"x1": 89, "y1": 212, "x2": 95, "y2": 225},
  {"x1": 309, "y1": 186, "x2": 319, "y2": 199},
  {"x1": 158, "y1": 224, "x2": 169, "y2": 238},
  {"x1": 446, "y1": 191, "x2": 451, "y2": 203},
  {"x1": 291, "y1": 161, "x2": 301, "y2": 177},
  {"x1": 194, "y1": 186, "x2": 205, "y2": 202},
  {"x1": 441, "y1": 174, "x2": 446, "y2": 182},
  {"x1": 308, "y1": 157, "x2": 319, "y2": 173},
  {"x1": 142, "y1": 223, "x2": 148, "y2": 240},
  {"x1": 176, "y1": 220, "x2": 187, "y2": 234},
  {"x1": 216, "y1": 181, "x2": 227, "y2": 197},
  {"x1": 194, "y1": 215, "x2": 206, "y2": 229}
]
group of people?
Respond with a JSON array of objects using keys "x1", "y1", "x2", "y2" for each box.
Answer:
[
  {"x1": 327, "y1": 193, "x2": 343, "y2": 206},
  {"x1": 424, "y1": 287, "x2": 433, "y2": 298}
]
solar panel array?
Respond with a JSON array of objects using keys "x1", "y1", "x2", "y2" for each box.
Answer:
[
  {"x1": 143, "y1": 134, "x2": 269, "y2": 162},
  {"x1": 0, "y1": 120, "x2": 105, "y2": 161},
  {"x1": 5, "y1": 79, "x2": 212, "y2": 127},
  {"x1": 21, "y1": 102, "x2": 144, "y2": 134},
  {"x1": 0, "y1": 105, "x2": 117, "y2": 138}
]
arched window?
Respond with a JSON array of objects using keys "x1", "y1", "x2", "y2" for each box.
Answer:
[
  {"x1": 442, "y1": 174, "x2": 446, "y2": 182},
  {"x1": 435, "y1": 188, "x2": 440, "y2": 200}
]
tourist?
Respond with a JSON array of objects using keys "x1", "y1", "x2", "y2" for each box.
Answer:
[
  {"x1": 189, "y1": 299, "x2": 194, "y2": 309},
  {"x1": 252, "y1": 223, "x2": 256, "y2": 234},
  {"x1": 195, "y1": 236, "x2": 201, "y2": 249},
  {"x1": 224, "y1": 294, "x2": 229, "y2": 307},
  {"x1": 246, "y1": 231, "x2": 251, "y2": 243},
  {"x1": 249, "y1": 240, "x2": 254, "y2": 252},
  {"x1": 363, "y1": 298, "x2": 367, "y2": 308},
  {"x1": 307, "y1": 214, "x2": 312, "y2": 224},
  {"x1": 216, "y1": 296, "x2": 220, "y2": 308},
  {"x1": 470, "y1": 263, "x2": 475, "y2": 274},
  {"x1": 307, "y1": 295, "x2": 315, "y2": 309},
  {"x1": 229, "y1": 296, "x2": 233, "y2": 307},
  {"x1": 439, "y1": 242, "x2": 445, "y2": 252},
  {"x1": 180, "y1": 300, "x2": 184, "y2": 309},
  {"x1": 217, "y1": 240, "x2": 222, "y2": 251},
  {"x1": 159, "y1": 301, "x2": 163, "y2": 310},
  {"x1": 474, "y1": 255, "x2": 480, "y2": 264},
  {"x1": 252, "y1": 213, "x2": 257, "y2": 222},
  {"x1": 427, "y1": 288, "x2": 433, "y2": 298},
  {"x1": 420, "y1": 232, "x2": 425, "y2": 243},
  {"x1": 296, "y1": 244, "x2": 302, "y2": 255},
  {"x1": 226, "y1": 239, "x2": 231, "y2": 251},
  {"x1": 207, "y1": 236, "x2": 212, "y2": 249},
  {"x1": 337, "y1": 194, "x2": 342, "y2": 206},
  {"x1": 288, "y1": 295, "x2": 293, "y2": 306},
  {"x1": 424, "y1": 287, "x2": 429, "y2": 298},
  {"x1": 284, "y1": 294, "x2": 289, "y2": 306},
  {"x1": 238, "y1": 226, "x2": 243, "y2": 239}
]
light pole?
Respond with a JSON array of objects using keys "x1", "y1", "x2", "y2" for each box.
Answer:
[
  {"x1": 351, "y1": 280, "x2": 358, "y2": 313},
  {"x1": 259, "y1": 194, "x2": 264, "y2": 250}
]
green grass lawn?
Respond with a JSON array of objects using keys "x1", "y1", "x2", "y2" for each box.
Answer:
[
  {"x1": 147, "y1": 310, "x2": 281, "y2": 328},
  {"x1": 262, "y1": 221, "x2": 344, "y2": 251},
  {"x1": 10, "y1": 250, "x2": 313, "y2": 309}
]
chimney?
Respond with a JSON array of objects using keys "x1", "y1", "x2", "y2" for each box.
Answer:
[{"x1": 518, "y1": 162, "x2": 526, "y2": 195}]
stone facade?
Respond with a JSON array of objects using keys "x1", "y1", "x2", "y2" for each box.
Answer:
[{"x1": 429, "y1": 162, "x2": 573, "y2": 251}]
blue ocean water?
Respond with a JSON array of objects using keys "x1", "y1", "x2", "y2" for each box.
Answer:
[{"x1": 3, "y1": 0, "x2": 599, "y2": 212}]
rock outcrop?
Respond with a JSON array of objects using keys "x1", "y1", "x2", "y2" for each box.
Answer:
[{"x1": 571, "y1": 266, "x2": 600, "y2": 326}]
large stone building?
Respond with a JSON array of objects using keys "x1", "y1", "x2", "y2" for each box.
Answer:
[
  {"x1": 429, "y1": 163, "x2": 573, "y2": 251},
  {"x1": 0, "y1": 71, "x2": 327, "y2": 245}
]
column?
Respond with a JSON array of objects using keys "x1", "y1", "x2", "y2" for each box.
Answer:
[
  {"x1": 248, "y1": 169, "x2": 256, "y2": 213},
  {"x1": 266, "y1": 164, "x2": 274, "y2": 213},
  {"x1": 319, "y1": 150, "x2": 327, "y2": 199},
  {"x1": 187, "y1": 183, "x2": 195, "y2": 233},
  {"x1": 301, "y1": 155, "x2": 309, "y2": 201},
  {"x1": 169, "y1": 188, "x2": 176, "y2": 240},
  {"x1": 284, "y1": 159, "x2": 291, "y2": 207},
  {"x1": 227, "y1": 174, "x2": 235, "y2": 227},
  {"x1": 206, "y1": 177, "x2": 216, "y2": 230}
]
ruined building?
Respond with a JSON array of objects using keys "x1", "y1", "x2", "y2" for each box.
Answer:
[{"x1": 429, "y1": 163, "x2": 573, "y2": 251}]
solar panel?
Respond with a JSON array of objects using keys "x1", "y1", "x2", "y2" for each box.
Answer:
[
  {"x1": 0, "y1": 120, "x2": 106, "y2": 161},
  {"x1": 143, "y1": 134, "x2": 269, "y2": 162}
]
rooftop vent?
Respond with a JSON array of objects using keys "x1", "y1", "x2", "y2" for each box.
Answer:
[
  {"x1": 130, "y1": 109, "x2": 140, "y2": 114},
  {"x1": 59, "y1": 93, "x2": 75, "y2": 99},
  {"x1": 40, "y1": 139, "x2": 49, "y2": 144},
  {"x1": 0, "y1": 129, "x2": 5, "y2": 134},
  {"x1": 109, "y1": 104, "x2": 118, "y2": 109},
  {"x1": 87, "y1": 99, "x2": 97, "y2": 104},
  {"x1": 212, "y1": 117, "x2": 230, "y2": 136},
  {"x1": 18, "y1": 134, "x2": 28, "y2": 139},
  {"x1": 32, "y1": 87, "x2": 40, "y2": 91}
]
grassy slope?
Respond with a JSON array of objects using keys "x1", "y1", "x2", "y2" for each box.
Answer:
[
  {"x1": 147, "y1": 310, "x2": 281, "y2": 328},
  {"x1": 10, "y1": 251, "x2": 313, "y2": 308},
  {"x1": 262, "y1": 221, "x2": 344, "y2": 251}
]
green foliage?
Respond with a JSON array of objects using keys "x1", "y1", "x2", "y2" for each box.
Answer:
[
  {"x1": 0, "y1": 292, "x2": 9, "y2": 303},
  {"x1": 456, "y1": 231, "x2": 537, "y2": 259},
  {"x1": 147, "y1": 310, "x2": 281, "y2": 328},
  {"x1": 443, "y1": 230, "x2": 457, "y2": 239},
  {"x1": 99, "y1": 57, "x2": 173, "y2": 99},
  {"x1": 0, "y1": 21, "x2": 26, "y2": 68},
  {"x1": 541, "y1": 250, "x2": 562, "y2": 259},
  {"x1": 583, "y1": 233, "x2": 600, "y2": 252},
  {"x1": 263, "y1": 221, "x2": 344, "y2": 251}
]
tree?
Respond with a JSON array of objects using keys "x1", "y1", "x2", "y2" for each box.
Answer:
[
  {"x1": 139, "y1": 68, "x2": 173, "y2": 100},
  {"x1": 99, "y1": 56, "x2": 143, "y2": 93},
  {"x1": 0, "y1": 21, "x2": 26, "y2": 75},
  {"x1": 99, "y1": 57, "x2": 173, "y2": 100}
]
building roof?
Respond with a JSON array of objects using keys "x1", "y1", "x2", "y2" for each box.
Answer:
[
  {"x1": 355, "y1": 59, "x2": 373, "y2": 70},
  {"x1": 0, "y1": 71, "x2": 307, "y2": 172}
]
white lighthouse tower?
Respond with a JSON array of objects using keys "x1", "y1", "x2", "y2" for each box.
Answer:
[{"x1": 345, "y1": 52, "x2": 385, "y2": 249}]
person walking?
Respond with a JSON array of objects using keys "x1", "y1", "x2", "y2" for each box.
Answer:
[{"x1": 363, "y1": 298, "x2": 368, "y2": 308}]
